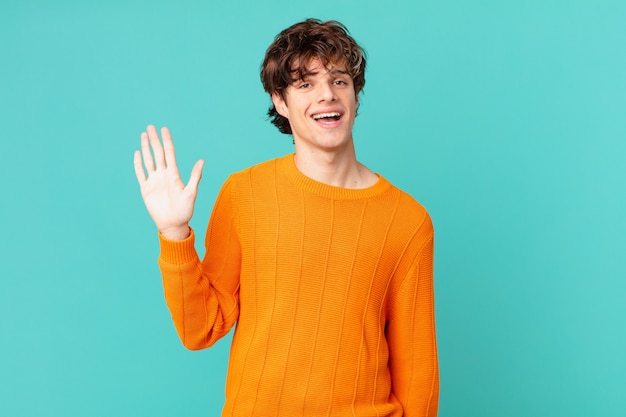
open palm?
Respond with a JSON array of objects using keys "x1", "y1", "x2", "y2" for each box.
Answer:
[{"x1": 134, "y1": 125, "x2": 204, "y2": 240}]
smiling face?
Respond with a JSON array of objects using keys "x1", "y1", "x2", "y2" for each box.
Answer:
[{"x1": 271, "y1": 58, "x2": 358, "y2": 153}]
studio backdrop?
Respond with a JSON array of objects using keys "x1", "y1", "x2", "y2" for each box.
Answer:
[{"x1": 1, "y1": 1, "x2": 625, "y2": 416}]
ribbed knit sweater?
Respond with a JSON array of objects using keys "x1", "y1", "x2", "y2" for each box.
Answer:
[{"x1": 158, "y1": 154, "x2": 439, "y2": 416}]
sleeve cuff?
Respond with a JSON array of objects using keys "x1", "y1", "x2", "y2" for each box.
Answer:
[{"x1": 158, "y1": 228, "x2": 198, "y2": 264}]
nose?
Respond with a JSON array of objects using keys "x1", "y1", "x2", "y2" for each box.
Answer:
[{"x1": 316, "y1": 80, "x2": 337, "y2": 102}]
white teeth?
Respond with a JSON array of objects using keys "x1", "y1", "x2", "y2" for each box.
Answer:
[{"x1": 313, "y1": 112, "x2": 341, "y2": 120}]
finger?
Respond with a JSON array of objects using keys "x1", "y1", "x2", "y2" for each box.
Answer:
[
  {"x1": 186, "y1": 159, "x2": 205, "y2": 193},
  {"x1": 147, "y1": 124, "x2": 166, "y2": 169},
  {"x1": 160, "y1": 126, "x2": 181, "y2": 177},
  {"x1": 133, "y1": 150, "x2": 147, "y2": 184},
  {"x1": 140, "y1": 132, "x2": 155, "y2": 173}
]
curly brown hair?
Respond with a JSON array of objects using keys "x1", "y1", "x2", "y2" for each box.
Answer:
[{"x1": 260, "y1": 19, "x2": 367, "y2": 135}]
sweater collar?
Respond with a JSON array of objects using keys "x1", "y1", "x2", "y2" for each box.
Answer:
[{"x1": 278, "y1": 154, "x2": 391, "y2": 200}]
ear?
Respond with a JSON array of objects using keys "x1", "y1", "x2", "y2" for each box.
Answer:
[{"x1": 271, "y1": 92, "x2": 289, "y2": 118}]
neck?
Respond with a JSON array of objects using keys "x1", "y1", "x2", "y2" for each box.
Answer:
[{"x1": 293, "y1": 142, "x2": 377, "y2": 189}]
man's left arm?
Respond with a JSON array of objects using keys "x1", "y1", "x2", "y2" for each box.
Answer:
[{"x1": 387, "y1": 235, "x2": 439, "y2": 417}]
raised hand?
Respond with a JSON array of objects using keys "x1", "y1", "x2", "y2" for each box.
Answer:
[{"x1": 134, "y1": 125, "x2": 204, "y2": 241}]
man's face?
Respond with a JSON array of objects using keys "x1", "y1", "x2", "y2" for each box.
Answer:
[{"x1": 272, "y1": 58, "x2": 358, "y2": 153}]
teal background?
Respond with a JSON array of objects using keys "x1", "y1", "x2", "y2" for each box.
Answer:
[{"x1": 2, "y1": 0, "x2": 625, "y2": 415}]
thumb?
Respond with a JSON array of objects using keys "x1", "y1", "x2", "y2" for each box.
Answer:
[{"x1": 187, "y1": 159, "x2": 205, "y2": 192}]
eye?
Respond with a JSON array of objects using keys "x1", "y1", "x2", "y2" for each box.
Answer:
[
  {"x1": 298, "y1": 82, "x2": 311, "y2": 89},
  {"x1": 333, "y1": 79, "x2": 348, "y2": 86}
]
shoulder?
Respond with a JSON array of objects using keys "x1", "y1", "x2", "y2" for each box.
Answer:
[
  {"x1": 374, "y1": 178, "x2": 434, "y2": 266},
  {"x1": 231, "y1": 155, "x2": 289, "y2": 177},
  {"x1": 219, "y1": 155, "x2": 292, "y2": 202},
  {"x1": 380, "y1": 177, "x2": 433, "y2": 232},
  {"x1": 226, "y1": 155, "x2": 289, "y2": 186}
]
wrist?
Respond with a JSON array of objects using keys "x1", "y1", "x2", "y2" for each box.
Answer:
[{"x1": 159, "y1": 225, "x2": 191, "y2": 241}]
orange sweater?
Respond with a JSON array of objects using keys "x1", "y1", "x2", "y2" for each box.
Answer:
[{"x1": 158, "y1": 154, "x2": 439, "y2": 416}]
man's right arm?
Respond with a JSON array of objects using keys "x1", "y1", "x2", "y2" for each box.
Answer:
[
  {"x1": 134, "y1": 125, "x2": 240, "y2": 348},
  {"x1": 158, "y1": 177, "x2": 241, "y2": 350}
]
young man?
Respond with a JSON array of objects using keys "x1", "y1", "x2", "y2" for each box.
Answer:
[{"x1": 134, "y1": 19, "x2": 438, "y2": 417}]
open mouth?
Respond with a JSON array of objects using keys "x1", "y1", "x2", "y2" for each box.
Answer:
[{"x1": 312, "y1": 112, "x2": 342, "y2": 122}]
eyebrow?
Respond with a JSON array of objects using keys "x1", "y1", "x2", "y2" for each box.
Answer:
[
  {"x1": 290, "y1": 67, "x2": 349, "y2": 82},
  {"x1": 328, "y1": 68, "x2": 349, "y2": 76}
]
